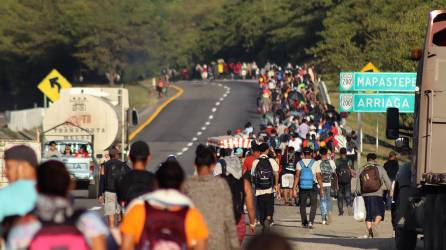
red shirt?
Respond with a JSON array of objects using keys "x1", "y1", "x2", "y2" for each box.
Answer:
[{"x1": 242, "y1": 155, "x2": 256, "y2": 174}]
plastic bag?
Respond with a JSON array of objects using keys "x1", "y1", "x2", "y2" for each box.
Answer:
[{"x1": 353, "y1": 196, "x2": 366, "y2": 222}]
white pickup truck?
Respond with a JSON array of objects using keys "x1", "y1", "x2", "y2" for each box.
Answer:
[{"x1": 41, "y1": 140, "x2": 99, "y2": 198}]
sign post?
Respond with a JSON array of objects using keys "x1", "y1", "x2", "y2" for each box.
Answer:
[
  {"x1": 37, "y1": 69, "x2": 72, "y2": 104},
  {"x1": 358, "y1": 63, "x2": 380, "y2": 166},
  {"x1": 340, "y1": 72, "x2": 417, "y2": 92},
  {"x1": 339, "y1": 93, "x2": 415, "y2": 113},
  {"x1": 339, "y1": 63, "x2": 416, "y2": 165}
]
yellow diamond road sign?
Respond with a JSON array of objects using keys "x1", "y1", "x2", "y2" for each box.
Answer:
[
  {"x1": 361, "y1": 62, "x2": 380, "y2": 72},
  {"x1": 37, "y1": 69, "x2": 72, "y2": 102}
]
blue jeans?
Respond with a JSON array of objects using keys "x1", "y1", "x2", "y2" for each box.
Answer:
[{"x1": 320, "y1": 186, "x2": 332, "y2": 218}]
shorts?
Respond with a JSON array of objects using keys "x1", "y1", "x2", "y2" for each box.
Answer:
[
  {"x1": 363, "y1": 196, "x2": 385, "y2": 222},
  {"x1": 104, "y1": 191, "x2": 121, "y2": 216},
  {"x1": 281, "y1": 173, "x2": 294, "y2": 189}
]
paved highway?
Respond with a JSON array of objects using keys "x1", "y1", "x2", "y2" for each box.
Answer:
[{"x1": 75, "y1": 80, "x2": 260, "y2": 209}]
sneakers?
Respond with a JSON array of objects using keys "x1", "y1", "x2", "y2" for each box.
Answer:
[
  {"x1": 322, "y1": 220, "x2": 327, "y2": 225},
  {"x1": 308, "y1": 222, "x2": 313, "y2": 229}
]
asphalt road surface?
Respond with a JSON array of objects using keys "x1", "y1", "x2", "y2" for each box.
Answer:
[{"x1": 74, "y1": 80, "x2": 260, "y2": 210}]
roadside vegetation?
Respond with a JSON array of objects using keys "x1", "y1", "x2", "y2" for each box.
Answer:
[{"x1": 0, "y1": 1, "x2": 442, "y2": 126}]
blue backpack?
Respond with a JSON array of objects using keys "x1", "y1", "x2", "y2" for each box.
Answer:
[{"x1": 299, "y1": 159, "x2": 315, "y2": 189}]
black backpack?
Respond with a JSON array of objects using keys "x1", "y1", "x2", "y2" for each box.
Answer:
[
  {"x1": 282, "y1": 152, "x2": 296, "y2": 174},
  {"x1": 320, "y1": 160, "x2": 333, "y2": 183},
  {"x1": 218, "y1": 159, "x2": 244, "y2": 223},
  {"x1": 254, "y1": 157, "x2": 274, "y2": 190},
  {"x1": 105, "y1": 160, "x2": 130, "y2": 192},
  {"x1": 336, "y1": 158, "x2": 352, "y2": 184}
]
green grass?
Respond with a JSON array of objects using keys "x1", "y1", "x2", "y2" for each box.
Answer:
[{"x1": 127, "y1": 79, "x2": 158, "y2": 110}]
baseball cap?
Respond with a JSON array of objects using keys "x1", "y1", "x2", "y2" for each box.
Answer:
[
  {"x1": 4, "y1": 145, "x2": 38, "y2": 168},
  {"x1": 129, "y1": 141, "x2": 150, "y2": 161}
]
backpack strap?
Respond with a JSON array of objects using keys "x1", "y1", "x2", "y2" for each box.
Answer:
[
  {"x1": 307, "y1": 159, "x2": 315, "y2": 169},
  {"x1": 298, "y1": 160, "x2": 306, "y2": 169}
]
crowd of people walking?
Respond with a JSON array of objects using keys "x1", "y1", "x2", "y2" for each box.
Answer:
[{"x1": 0, "y1": 61, "x2": 401, "y2": 249}]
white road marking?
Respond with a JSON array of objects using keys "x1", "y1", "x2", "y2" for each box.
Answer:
[
  {"x1": 205, "y1": 121, "x2": 210, "y2": 126},
  {"x1": 212, "y1": 107, "x2": 217, "y2": 112},
  {"x1": 201, "y1": 126, "x2": 207, "y2": 131},
  {"x1": 197, "y1": 131, "x2": 202, "y2": 136},
  {"x1": 182, "y1": 147, "x2": 188, "y2": 152},
  {"x1": 220, "y1": 97, "x2": 224, "y2": 101},
  {"x1": 218, "y1": 83, "x2": 222, "y2": 86},
  {"x1": 192, "y1": 137, "x2": 198, "y2": 141},
  {"x1": 187, "y1": 142, "x2": 193, "y2": 147},
  {"x1": 223, "y1": 94, "x2": 227, "y2": 98},
  {"x1": 216, "y1": 102, "x2": 220, "y2": 106},
  {"x1": 177, "y1": 152, "x2": 183, "y2": 156},
  {"x1": 209, "y1": 115, "x2": 214, "y2": 120},
  {"x1": 89, "y1": 206, "x2": 102, "y2": 211}
]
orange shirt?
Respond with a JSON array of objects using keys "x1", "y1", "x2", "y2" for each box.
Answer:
[{"x1": 121, "y1": 199, "x2": 208, "y2": 248}]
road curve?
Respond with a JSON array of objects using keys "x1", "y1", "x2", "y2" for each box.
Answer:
[
  {"x1": 75, "y1": 80, "x2": 260, "y2": 209},
  {"x1": 134, "y1": 80, "x2": 260, "y2": 174}
]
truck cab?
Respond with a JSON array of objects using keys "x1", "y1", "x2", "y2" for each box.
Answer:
[{"x1": 386, "y1": 10, "x2": 446, "y2": 250}]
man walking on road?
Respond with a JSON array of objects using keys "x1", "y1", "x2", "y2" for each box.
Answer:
[
  {"x1": 319, "y1": 147, "x2": 336, "y2": 225},
  {"x1": 383, "y1": 151, "x2": 399, "y2": 209},
  {"x1": 335, "y1": 148, "x2": 353, "y2": 216},
  {"x1": 357, "y1": 153, "x2": 392, "y2": 238},
  {"x1": 292, "y1": 147, "x2": 324, "y2": 229},
  {"x1": 117, "y1": 141, "x2": 156, "y2": 207},
  {"x1": 0, "y1": 145, "x2": 38, "y2": 226},
  {"x1": 100, "y1": 148, "x2": 129, "y2": 227},
  {"x1": 251, "y1": 143, "x2": 280, "y2": 232}
]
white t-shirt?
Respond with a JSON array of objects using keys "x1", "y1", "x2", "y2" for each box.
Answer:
[
  {"x1": 296, "y1": 159, "x2": 321, "y2": 183},
  {"x1": 288, "y1": 138, "x2": 303, "y2": 153},
  {"x1": 251, "y1": 155, "x2": 280, "y2": 196}
]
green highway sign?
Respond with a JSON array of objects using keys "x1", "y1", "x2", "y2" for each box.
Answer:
[
  {"x1": 340, "y1": 72, "x2": 417, "y2": 92},
  {"x1": 339, "y1": 93, "x2": 415, "y2": 113}
]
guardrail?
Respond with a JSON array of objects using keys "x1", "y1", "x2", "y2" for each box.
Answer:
[
  {"x1": 318, "y1": 78, "x2": 331, "y2": 105},
  {"x1": 6, "y1": 108, "x2": 46, "y2": 132}
]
